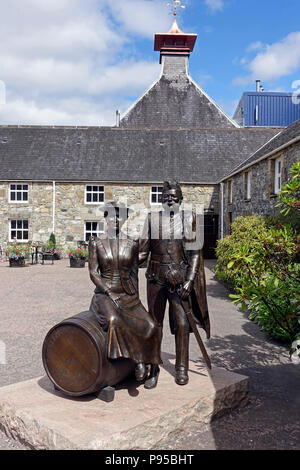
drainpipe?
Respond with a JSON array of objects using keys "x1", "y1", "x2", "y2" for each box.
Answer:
[
  {"x1": 52, "y1": 181, "x2": 56, "y2": 234},
  {"x1": 220, "y1": 182, "x2": 224, "y2": 239}
]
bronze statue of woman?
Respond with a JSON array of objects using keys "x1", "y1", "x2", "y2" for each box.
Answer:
[{"x1": 88, "y1": 202, "x2": 162, "y2": 389}]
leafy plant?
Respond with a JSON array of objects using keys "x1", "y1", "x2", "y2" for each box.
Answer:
[
  {"x1": 6, "y1": 243, "x2": 30, "y2": 260},
  {"x1": 49, "y1": 233, "x2": 56, "y2": 249},
  {"x1": 216, "y1": 216, "x2": 300, "y2": 345},
  {"x1": 277, "y1": 161, "x2": 300, "y2": 215},
  {"x1": 68, "y1": 247, "x2": 88, "y2": 260}
]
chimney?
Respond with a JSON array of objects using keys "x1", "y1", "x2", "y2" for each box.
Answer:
[
  {"x1": 116, "y1": 110, "x2": 120, "y2": 127},
  {"x1": 256, "y1": 80, "x2": 261, "y2": 92},
  {"x1": 154, "y1": 18, "x2": 197, "y2": 64}
]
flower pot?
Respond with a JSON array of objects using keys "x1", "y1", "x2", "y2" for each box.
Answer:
[
  {"x1": 9, "y1": 258, "x2": 25, "y2": 267},
  {"x1": 70, "y1": 258, "x2": 86, "y2": 268},
  {"x1": 43, "y1": 253, "x2": 54, "y2": 260}
]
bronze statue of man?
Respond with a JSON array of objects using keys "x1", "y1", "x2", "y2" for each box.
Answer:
[{"x1": 139, "y1": 181, "x2": 210, "y2": 387}]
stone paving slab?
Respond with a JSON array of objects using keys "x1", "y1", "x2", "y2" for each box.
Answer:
[{"x1": 0, "y1": 356, "x2": 248, "y2": 450}]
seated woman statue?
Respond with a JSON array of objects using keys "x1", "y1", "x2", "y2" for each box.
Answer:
[{"x1": 89, "y1": 201, "x2": 162, "y2": 389}]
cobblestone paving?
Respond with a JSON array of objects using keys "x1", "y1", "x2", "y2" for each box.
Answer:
[{"x1": 0, "y1": 259, "x2": 299, "y2": 450}]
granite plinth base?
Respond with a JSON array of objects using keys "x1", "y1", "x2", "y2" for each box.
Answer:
[{"x1": 0, "y1": 359, "x2": 249, "y2": 450}]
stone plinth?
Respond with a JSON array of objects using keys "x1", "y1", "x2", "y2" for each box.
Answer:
[{"x1": 0, "y1": 359, "x2": 249, "y2": 450}]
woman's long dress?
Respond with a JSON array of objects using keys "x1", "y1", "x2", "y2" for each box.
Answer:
[{"x1": 89, "y1": 235, "x2": 162, "y2": 365}]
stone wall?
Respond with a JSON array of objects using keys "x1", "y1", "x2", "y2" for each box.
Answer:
[
  {"x1": 0, "y1": 182, "x2": 219, "y2": 251},
  {"x1": 222, "y1": 141, "x2": 300, "y2": 235}
]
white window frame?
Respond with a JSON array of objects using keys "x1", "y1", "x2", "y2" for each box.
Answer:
[
  {"x1": 9, "y1": 183, "x2": 29, "y2": 203},
  {"x1": 274, "y1": 157, "x2": 283, "y2": 194},
  {"x1": 85, "y1": 184, "x2": 105, "y2": 205},
  {"x1": 84, "y1": 221, "x2": 105, "y2": 242},
  {"x1": 150, "y1": 186, "x2": 163, "y2": 205},
  {"x1": 9, "y1": 219, "x2": 29, "y2": 242}
]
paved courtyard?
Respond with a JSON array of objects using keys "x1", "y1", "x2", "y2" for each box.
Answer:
[{"x1": 0, "y1": 258, "x2": 299, "y2": 450}]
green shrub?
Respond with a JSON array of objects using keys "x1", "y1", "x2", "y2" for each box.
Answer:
[
  {"x1": 216, "y1": 216, "x2": 300, "y2": 344},
  {"x1": 49, "y1": 233, "x2": 56, "y2": 249},
  {"x1": 215, "y1": 216, "x2": 269, "y2": 287}
]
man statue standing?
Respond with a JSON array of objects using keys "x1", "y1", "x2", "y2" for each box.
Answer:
[{"x1": 139, "y1": 181, "x2": 210, "y2": 388}]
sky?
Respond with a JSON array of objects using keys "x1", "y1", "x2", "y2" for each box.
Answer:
[{"x1": 0, "y1": 0, "x2": 300, "y2": 126}]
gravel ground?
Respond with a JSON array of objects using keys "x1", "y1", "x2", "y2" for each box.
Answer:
[{"x1": 0, "y1": 258, "x2": 299, "y2": 450}]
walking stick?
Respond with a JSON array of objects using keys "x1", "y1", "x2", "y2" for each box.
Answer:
[{"x1": 178, "y1": 287, "x2": 212, "y2": 370}]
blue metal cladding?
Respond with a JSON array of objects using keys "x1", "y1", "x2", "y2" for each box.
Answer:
[{"x1": 241, "y1": 92, "x2": 300, "y2": 127}]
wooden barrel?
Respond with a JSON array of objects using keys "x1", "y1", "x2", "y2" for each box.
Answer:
[{"x1": 42, "y1": 310, "x2": 135, "y2": 397}]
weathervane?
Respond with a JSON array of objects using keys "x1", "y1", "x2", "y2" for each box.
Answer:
[{"x1": 167, "y1": 0, "x2": 186, "y2": 17}]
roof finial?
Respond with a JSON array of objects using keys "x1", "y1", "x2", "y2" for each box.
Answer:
[{"x1": 167, "y1": 0, "x2": 186, "y2": 17}]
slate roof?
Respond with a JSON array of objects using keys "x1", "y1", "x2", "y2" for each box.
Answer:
[
  {"x1": 222, "y1": 118, "x2": 300, "y2": 180},
  {"x1": 0, "y1": 126, "x2": 280, "y2": 184},
  {"x1": 120, "y1": 55, "x2": 237, "y2": 130}
]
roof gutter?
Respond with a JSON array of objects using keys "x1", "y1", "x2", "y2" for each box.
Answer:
[{"x1": 219, "y1": 133, "x2": 300, "y2": 182}]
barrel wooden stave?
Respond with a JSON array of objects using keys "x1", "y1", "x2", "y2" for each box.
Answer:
[{"x1": 42, "y1": 310, "x2": 135, "y2": 397}]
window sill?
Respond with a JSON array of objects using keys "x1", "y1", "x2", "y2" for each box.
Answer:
[
  {"x1": 9, "y1": 201, "x2": 29, "y2": 204},
  {"x1": 85, "y1": 202, "x2": 105, "y2": 205}
]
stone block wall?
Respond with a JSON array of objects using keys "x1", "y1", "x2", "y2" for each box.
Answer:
[
  {"x1": 0, "y1": 182, "x2": 219, "y2": 251},
  {"x1": 222, "y1": 141, "x2": 300, "y2": 235}
]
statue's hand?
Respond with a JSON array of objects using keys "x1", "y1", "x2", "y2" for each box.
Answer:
[
  {"x1": 180, "y1": 280, "x2": 193, "y2": 300},
  {"x1": 108, "y1": 291, "x2": 121, "y2": 309}
]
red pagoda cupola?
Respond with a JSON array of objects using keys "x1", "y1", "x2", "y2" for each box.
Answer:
[{"x1": 154, "y1": 18, "x2": 197, "y2": 63}]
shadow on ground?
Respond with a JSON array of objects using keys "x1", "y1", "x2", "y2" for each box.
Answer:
[{"x1": 159, "y1": 315, "x2": 300, "y2": 450}]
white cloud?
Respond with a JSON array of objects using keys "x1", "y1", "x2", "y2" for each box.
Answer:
[
  {"x1": 246, "y1": 41, "x2": 263, "y2": 52},
  {"x1": 105, "y1": 0, "x2": 171, "y2": 38},
  {"x1": 204, "y1": 0, "x2": 224, "y2": 12},
  {"x1": 0, "y1": 0, "x2": 166, "y2": 125},
  {"x1": 234, "y1": 32, "x2": 300, "y2": 85},
  {"x1": 249, "y1": 32, "x2": 300, "y2": 81}
]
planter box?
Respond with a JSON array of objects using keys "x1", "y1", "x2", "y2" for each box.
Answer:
[
  {"x1": 9, "y1": 258, "x2": 25, "y2": 267},
  {"x1": 43, "y1": 253, "x2": 54, "y2": 260},
  {"x1": 70, "y1": 258, "x2": 86, "y2": 268}
]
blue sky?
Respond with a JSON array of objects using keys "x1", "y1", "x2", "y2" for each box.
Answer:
[{"x1": 0, "y1": 0, "x2": 300, "y2": 125}]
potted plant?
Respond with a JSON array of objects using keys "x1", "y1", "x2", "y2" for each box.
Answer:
[
  {"x1": 53, "y1": 248, "x2": 63, "y2": 260},
  {"x1": 41, "y1": 241, "x2": 55, "y2": 261},
  {"x1": 43, "y1": 233, "x2": 63, "y2": 260},
  {"x1": 68, "y1": 247, "x2": 88, "y2": 268},
  {"x1": 6, "y1": 243, "x2": 30, "y2": 267}
]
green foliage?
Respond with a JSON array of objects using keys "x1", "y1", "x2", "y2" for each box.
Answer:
[
  {"x1": 216, "y1": 216, "x2": 269, "y2": 287},
  {"x1": 68, "y1": 247, "x2": 89, "y2": 260},
  {"x1": 276, "y1": 161, "x2": 300, "y2": 216},
  {"x1": 49, "y1": 233, "x2": 56, "y2": 249},
  {"x1": 216, "y1": 215, "x2": 300, "y2": 345},
  {"x1": 6, "y1": 244, "x2": 30, "y2": 260}
]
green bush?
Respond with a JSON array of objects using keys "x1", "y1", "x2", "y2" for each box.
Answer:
[
  {"x1": 216, "y1": 216, "x2": 269, "y2": 287},
  {"x1": 216, "y1": 215, "x2": 300, "y2": 344},
  {"x1": 49, "y1": 233, "x2": 56, "y2": 249}
]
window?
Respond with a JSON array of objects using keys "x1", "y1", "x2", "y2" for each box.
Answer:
[
  {"x1": 274, "y1": 157, "x2": 283, "y2": 194},
  {"x1": 84, "y1": 221, "x2": 105, "y2": 242},
  {"x1": 85, "y1": 185, "x2": 105, "y2": 204},
  {"x1": 150, "y1": 186, "x2": 163, "y2": 205},
  {"x1": 227, "y1": 180, "x2": 233, "y2": 204},
  {"x1": 244, "y1": 171, "x2": 251, "y2": 200},
  {"x1": 9, "y1": 183, "x2": 28, "y2": 203},
  {"x1": 9, "y1": 220, "x2": 29, "y2": 242}
]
